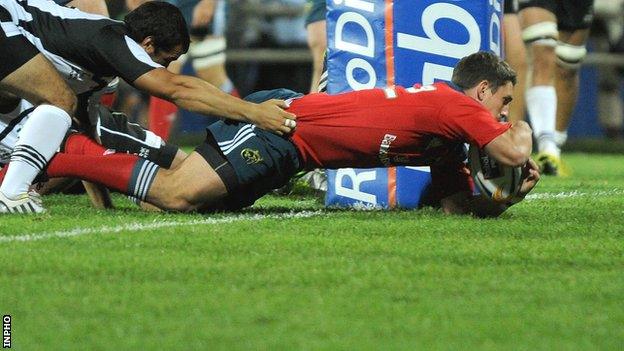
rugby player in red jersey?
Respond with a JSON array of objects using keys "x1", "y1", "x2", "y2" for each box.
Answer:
[{"x1": 40, "y1": 51, "x2": 540, "y2": 217}]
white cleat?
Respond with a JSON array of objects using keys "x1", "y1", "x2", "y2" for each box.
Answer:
[{"x1": 0, "y1": 191, "x2": 46, "y2": 214}]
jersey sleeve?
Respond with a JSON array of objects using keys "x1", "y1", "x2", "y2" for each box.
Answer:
[
  {"x1": 438, "y1": 99, "x2": 511, "y2": 148},
  {"x1": 93, "y1": 26, "x2": 163, "y2": 83}
]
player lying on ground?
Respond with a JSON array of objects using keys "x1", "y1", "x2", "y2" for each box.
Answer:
[
  {"x1": 32, "y1": 52, "x2": 540, "y2": 217},
  {"x1": 0, "y1": 0, "x2": 297, "y2": 213}
]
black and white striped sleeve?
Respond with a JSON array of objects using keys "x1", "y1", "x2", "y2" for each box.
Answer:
[{"x1": 93, "y1": 26, "x2": 163, "y2": 83}]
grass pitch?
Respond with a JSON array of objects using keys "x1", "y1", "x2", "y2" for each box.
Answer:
[{"x1": 0, "y1": 153, "x2": 623, "y2": 350}]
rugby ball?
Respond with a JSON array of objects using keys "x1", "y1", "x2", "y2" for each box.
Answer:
[{"x1": 468, "y1": 145, "x2": 522, "y2": 202}]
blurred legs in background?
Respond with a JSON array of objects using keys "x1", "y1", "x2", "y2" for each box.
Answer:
[
  {"x1": 594, "y1": 0, "x2": 624, "y2": 139},
  {"x1": 304, "y1": 0, "x2": 326, "y2": 93},
  {"x1": 503, "y1": 0, "x2": 528, "y2": 124},
  {"x1": 519, "y1": 0, "x2": 594, "y2": 176}
]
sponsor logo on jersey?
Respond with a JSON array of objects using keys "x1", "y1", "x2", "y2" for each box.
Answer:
[
  {"x1": 241, "y1": 148, "x2": 263, "y2": 165},
  {"x1": 379, "y1": 134, "x2": 397, "y2": 166},
  {"x1": 393, "y1": 155, "x2": 410, "y2": 164}
]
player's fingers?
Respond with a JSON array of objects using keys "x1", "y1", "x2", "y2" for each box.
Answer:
[
  {"x1": 279, "y1": 120, "x2": 296, "y2": 134},
  {"x1": 278, "y1": 126, "x2": 291, "y2": 135},
  {"x1": 530, "y1": 168, "x2": 541, "y2": 182},
  {"x1": 527, "y1": 158, "x2": 539, "y2": 170},
  {"x1": 270, "y1": 99, "x2": 289, "y2": 109},
  {"x1": 283, "y1": 110, "x2": 297, "y2": 120},
  {"x1": 283, "y1": 118, "x2": 297, "y2": 129},
  {"x1": 270, "y1": 100, "x2": 297, "y2": 119}
]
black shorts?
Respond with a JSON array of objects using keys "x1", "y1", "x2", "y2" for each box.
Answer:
[
  {"x1": 305, "y1": 0, "x2": 326, "y2": 26},
  {"x1": 0, "y1": 7, "x2": 39, "y2": 81},
  {"x1": 504, "y1": 0, "x2": 519, "y2": 14},
  {"x1": 196, "y1": 89, "x2": 304, "y2": 210},
  {"x1": 93, "y1": 105, "x2": 179, "y2": 168},
  {"x1": 518, "y1": 0, "x2": 594, "y2": 31}
]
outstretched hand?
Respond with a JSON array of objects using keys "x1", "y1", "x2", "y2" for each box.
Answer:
[
  {"x1": 248, "y1": 99, "x2": 297, "y2": 135},
  {"x1": 517, "y1": 158, "x2": 540, "y2": 198}
]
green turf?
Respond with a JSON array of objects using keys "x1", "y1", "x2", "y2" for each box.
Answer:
[{"x1": 1, "y1": 153, "x2": 623, "y2": 350}]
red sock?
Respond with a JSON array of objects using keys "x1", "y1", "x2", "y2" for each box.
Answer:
[
  {"x1": 100, "y1": 91, "x2": 117, "y2": 108},
  {"x1": 1, "y1": 135, "x2": 111, "y2": 186},
  {"x1": 64, "y1": 133, "x2": 108, "y2": 156},
  {"x1": 0, "y1": 165, "x2": 7, "y2": 184},
  {"x1": 46, "y1": 152, "x2": 160, "y2": 200},
  {"x1": 229, "y1": 87, "x2": 240, "y2": 98},
  {"x1": 148, "y1": 97, "x2": 177, "y2": 141}
]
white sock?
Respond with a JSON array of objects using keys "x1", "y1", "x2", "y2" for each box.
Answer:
[
  {"x1": 554, "y1": 130, "x2": 568, "y2": 148},
  {"x1": 526, "y1": 86, "x2": 558, "y2": 155},
  {"x1": 0, "y1": 104, "x2": 71, "y2": 198}
]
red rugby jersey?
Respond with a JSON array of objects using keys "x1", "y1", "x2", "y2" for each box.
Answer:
[{"x1": 288, "y1": 82, "x2": 510, "y2": 170}]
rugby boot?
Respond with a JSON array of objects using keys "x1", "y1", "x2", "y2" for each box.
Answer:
[{"x1": 0, "y1": 190, "x2": 46, "y2": 214}]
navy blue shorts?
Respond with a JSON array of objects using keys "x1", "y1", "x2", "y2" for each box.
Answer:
[
  {"x1": 519, "y1": 0, "x2": 594, "y2": 31},
  {"x1": 504, "y1": 0, "x2": 518, "y2": 14},
  {"x1": 195, "y1": 89, "x2": 304, "y2": 210},
  {"x1": 304, "y1": 0, "x2": 326, "y2": 26}
]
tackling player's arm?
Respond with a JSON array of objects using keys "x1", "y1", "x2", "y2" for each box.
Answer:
[{"x1": 133, "y1": 68, "x2": 296, "y2": 135}]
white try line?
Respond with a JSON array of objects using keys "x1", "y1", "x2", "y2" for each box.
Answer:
[
  {"x1": 2, "y1": 190, "x2": 622, "y2": 243},
  {"x1": 0, "y1": 210, "x2": 324, "y2": 243},
  {"x1": 525, "y1": 189, "x2": 624, "y2": 201}
]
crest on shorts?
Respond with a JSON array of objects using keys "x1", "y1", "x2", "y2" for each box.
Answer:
[{"x1": 241, "y1": 148, "x2": 263, "y2": 164}]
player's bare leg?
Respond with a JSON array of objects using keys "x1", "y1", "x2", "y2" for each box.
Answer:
[
  {"x1": 520, "y1": 7, "x2": 560, "y2": 174},
  {"x1": 554, "y1": 29, "x2": 591, "y2": 149},
  {"x1": 503, "y1": 12, "x2": 528, "y2": 123},
  {"x1": 0, "y1": 54, "x2": 75, "y2": 116},
  {"x1": 306, "y1": 20, "x2": 327, "y2": 93},
  {"x1": 146, "y1": 151, "x2": 227, "y2": 211},
  {"x1": 0, "y1": 53, "x2": 75, "y2": 213}
]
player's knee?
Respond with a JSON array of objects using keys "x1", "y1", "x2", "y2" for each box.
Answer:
[
  {"x1": 522, "y1": 21, "x2": 558, "y2": 48},
  {"x1": 50, "y1": 89, "x2": 77, "y2": 116},
  {"x1": 555, "y1": 42, "x2": 587, "y2": 70},
  {"x1": 189, "y1": 36, "x2": 226, "y2": 71}
]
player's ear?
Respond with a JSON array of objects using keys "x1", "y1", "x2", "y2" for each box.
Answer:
[
  {"x1": 140, "y1": 36, "x2": 156, "y2": 54},
  {"x1": 476, "y1": 80, "x2": 489, "y2": 101}
]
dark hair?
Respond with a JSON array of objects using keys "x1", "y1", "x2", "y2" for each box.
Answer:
[
  {"x1": 124, "y1": 1, "x2": 190, "y2": 53},
  {"x1": 451, "y1": 51, "x2": 517, "y2": 93}
]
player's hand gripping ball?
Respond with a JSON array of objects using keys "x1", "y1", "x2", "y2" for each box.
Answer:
[{"x1": 469, "y1": 145, "x2": 523, "y2": 202}]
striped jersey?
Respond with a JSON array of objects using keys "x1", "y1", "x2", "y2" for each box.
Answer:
[{"x1": 0, "y1": 0, "x2": 162, "y2": 96}]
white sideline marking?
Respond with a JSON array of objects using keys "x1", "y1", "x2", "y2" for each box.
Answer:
[
  {"x1": 2, "y1": 190, "x2": 622, "y2": 243},
  {"x1": 525, "y1": 189, "x2": 624, "y2": 201},
  {"x1": 0, "y1": 211, "x2": 323, "y2": 243}
]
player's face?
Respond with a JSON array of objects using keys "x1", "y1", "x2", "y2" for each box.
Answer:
[
  {"x1": 482, "y1": 81, "x2": 514, "y2": 121},
  {"x1": 151, "y1": 44, "x2": 185, "y2": 67}
]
